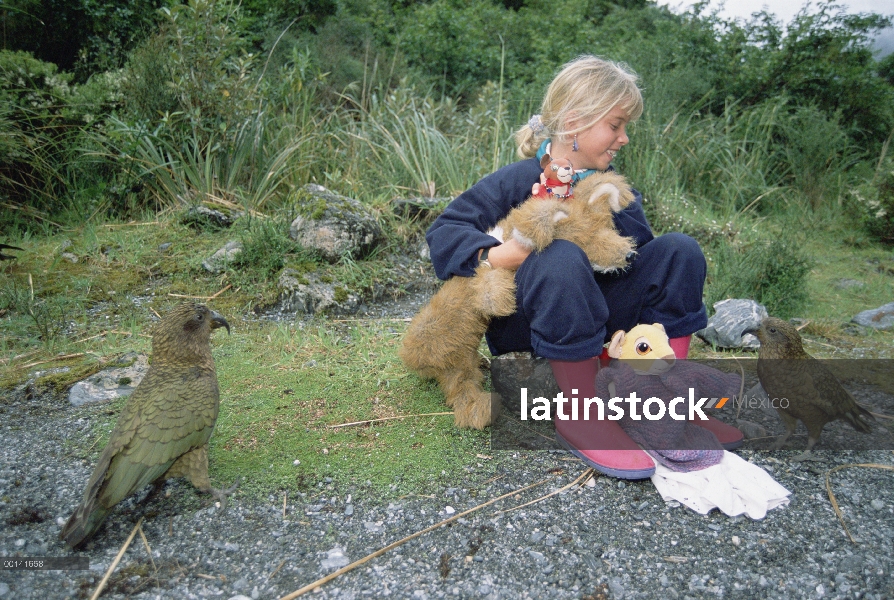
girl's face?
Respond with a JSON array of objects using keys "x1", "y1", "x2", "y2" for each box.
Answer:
[{"x1": 570, "y1": 106, "x2": 630, "y2": 171}]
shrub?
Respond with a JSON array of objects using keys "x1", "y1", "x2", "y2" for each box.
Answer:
[
  {"x1": 852, "y1": 155, "x2": 894, "y2": 245},
  {"x1": 706, "y1": 236, "x2": 813, "y2": 318}
]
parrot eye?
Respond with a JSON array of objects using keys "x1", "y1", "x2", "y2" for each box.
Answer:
[{"x1": 635, "y1": 342, "x2": 651, "y2": 355}]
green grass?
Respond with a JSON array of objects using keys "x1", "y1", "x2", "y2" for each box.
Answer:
[{"x1": 209, "y1": 320, "x2": 490, "y2": 498}]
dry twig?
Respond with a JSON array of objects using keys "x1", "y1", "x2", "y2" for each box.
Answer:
[
  {"x1": 497, "y1": 468, "x2": 594, "y2": 514},
  {"x1": 327, "y1": 412, "x2": 453, "y2": 429},
  {"x1": 278, "y1": 475, "x2": 559, "y2": 599},
  {"x1": 168, "y1": 284, "x2": 231, "y2": 301},
  {"x1": 825, "y1": 462, "x2": 894, "y2": 543},
  {"x1": 90, "y1": 517, "x2": 143, "y2": 600}
]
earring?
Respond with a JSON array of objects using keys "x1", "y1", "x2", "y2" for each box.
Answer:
[{"x1": 572, "y1": 134, "x2": 579, "y2": 152}]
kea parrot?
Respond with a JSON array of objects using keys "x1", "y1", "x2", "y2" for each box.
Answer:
[
  {"x1": 61, "y1": 302, "x2": 235, "y2": 548},
  {"x1": 745, "y1": 317, "x2": 874, "y2": 461}
]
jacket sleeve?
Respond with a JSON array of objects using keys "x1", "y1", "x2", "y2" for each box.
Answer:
[
  {"x1": 426, "y1": 159, "x2": 542, "y2": 280},
  {"x1": 614, "y1": 187, "x2": 654, "y2": 249}
]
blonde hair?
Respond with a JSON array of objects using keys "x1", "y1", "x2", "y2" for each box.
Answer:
[{"x1": 515, "y1": 55, "x2": 643, "y2": 158}]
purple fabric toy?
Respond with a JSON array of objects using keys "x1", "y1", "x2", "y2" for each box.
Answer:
[{"x1": 595, "y1": 360, "x2": 742, "y2": 472}]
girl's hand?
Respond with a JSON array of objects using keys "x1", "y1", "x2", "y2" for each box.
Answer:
[{"x1": 483, "y1": 239, "x2": 531, "y2": 270}]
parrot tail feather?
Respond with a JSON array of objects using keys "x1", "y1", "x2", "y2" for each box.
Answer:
[{"x1": 60, "y1": 499, "x2": 111, "y2": 548}]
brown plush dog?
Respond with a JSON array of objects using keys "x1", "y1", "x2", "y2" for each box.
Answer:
[{"x1": 400, "y1": 170, "x2": 637, "y2": 429}]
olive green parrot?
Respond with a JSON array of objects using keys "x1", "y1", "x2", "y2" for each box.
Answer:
[
  {"x1": 745, "y1": 317, "x2": 874, "y2": 461},
  {"x1": 61, "y1": 302, "x2": 235, "y2": 548}
]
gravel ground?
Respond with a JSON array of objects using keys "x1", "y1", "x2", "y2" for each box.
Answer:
[
  {"x1": 2, "y1": 286, "x2": 894, "y2": 599},
  {"x1": 3, "y1": 373, "x2": 894, "y2": 599}
]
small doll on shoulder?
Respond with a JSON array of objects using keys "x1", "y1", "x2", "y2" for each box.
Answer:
[{"x1": 531, "y1": 153, "x2": 574, "y2": 199}]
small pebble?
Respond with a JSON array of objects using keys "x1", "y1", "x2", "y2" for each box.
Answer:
[{"x1": 871, "y1": 499, "x2": 885, "y2": 510}]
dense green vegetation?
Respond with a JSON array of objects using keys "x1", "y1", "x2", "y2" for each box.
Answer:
[{"x1": 2, "y1": 0, "x2": 893, "y2": 320}]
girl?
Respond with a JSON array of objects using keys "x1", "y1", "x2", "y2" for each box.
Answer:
[{"x1": 426, "y1": 56, "x2": 741, "y2": 479}]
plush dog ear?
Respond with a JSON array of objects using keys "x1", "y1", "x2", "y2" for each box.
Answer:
[
  {"x1": 607, "y1": 329, "x2": 626, "y2": 359},
  {"x1": 540, "y1": 154, "x2": 552, "y2": 169},
  {"x1": 587, "y1": 182, "x2": 622, "y2": 212}
]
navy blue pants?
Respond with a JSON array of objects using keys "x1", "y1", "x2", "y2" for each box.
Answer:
[{"x1": 485, "y1": 233, "x2": 708, "y2": 361}]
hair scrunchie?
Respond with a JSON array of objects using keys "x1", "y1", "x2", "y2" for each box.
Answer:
[{"x1": 528, "y1": 114, "x2": 545, "y2": 134}]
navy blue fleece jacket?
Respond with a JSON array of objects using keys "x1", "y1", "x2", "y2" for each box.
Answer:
[{"x1": 426, "y1": 157, "x2": 655, "y2": 280}]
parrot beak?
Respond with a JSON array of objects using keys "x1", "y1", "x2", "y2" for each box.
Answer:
[
  {"x1": 742, "y1": 326, "x2": 760, "y2": 343},
  {"x1": 210, "y1": 311, "x2": 231, "y2": 335}
]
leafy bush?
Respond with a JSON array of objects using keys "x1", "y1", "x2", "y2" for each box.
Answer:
[
  {"x1": 706, "y1": 236, "x2": 813, "y2": 318},
  {"x1": 852, "y1": 155, "x2": 894, "y2": 245},
  {"x1": 121, "y1": 0, "x2": 256, "y2": 142},
  {"x1": 712, "y1": 5, "x2": 894, "y2": 150}
]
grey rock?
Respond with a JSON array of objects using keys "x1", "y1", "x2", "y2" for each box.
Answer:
[
  {"x1": 852, "y1": 302, "x2": 894, "y2": 330},
  {"x1": 871, "y1": 499, "x2": 885, "y2": 510},
  {"x1": 838, "y1": 554, "x2": 863, "y2": 573},
  {"x1": 415, "y1": 238, "x2": 431, "y2": 261},
  {"x1": 232, "y1": 578, "x2": 249, "y2": 591},
  {"x1": 158, "y1": 242, "x2": 173, "y2": 252},
  {"x1": 609, "y1": 577, "x2": 625, "y2": 599},
  {"x1": 835, "y1": 278, "x2": 865, "y2": 290},
  {"x1": 0, "y1": 582, "x2": 9, "y2": 596},
  {"x1": 182, "y1": 205, "x2": 242, "y2": 229},
  {"x1": 289, "y1": 184, "x2": 382, "y2": 262},
  {"x1": 321, "y1": 546, "x2": 350, "y2": 570},
  {"x1": 696, "y1": 298, "x2": 768, "y2": 349},
  {"x1": 344, "y1": 504, "x2": 354, "y2": 516},
  {"x1": 277, "y1": 270, "x2": 360, "y2": 315},
  {"x1": 202, "y1": 241, "x2": 243, "y2": 273},
  {"x1": 61, "y1": 252, "x2": 79, "y2": 263},
  {"x1": 68, "y1": 353, "x2": 149, "y2": 406}
]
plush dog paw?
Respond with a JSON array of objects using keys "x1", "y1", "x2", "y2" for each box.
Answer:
[
  {"x1": 473, "y1": 265, "x2": 517, "y2": 317},
  {"x1": 454, "y1": 391, "x2": 500, "y2": 429},
  {"x1": 503, "y1": 199, "x2": 568, "y2": 251}
]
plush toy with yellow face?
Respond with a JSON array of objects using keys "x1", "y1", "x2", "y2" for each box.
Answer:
[{"x1": 607, "y1": 322, "x2": 676, "y2": 375}]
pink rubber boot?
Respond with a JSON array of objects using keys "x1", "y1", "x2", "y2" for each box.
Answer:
[
  {"x1": 670, "y1": 335, "x2": 744, "y2": 450},
  {"x1": 550, "y1": 358, "x2": 655, "y2": 479}
]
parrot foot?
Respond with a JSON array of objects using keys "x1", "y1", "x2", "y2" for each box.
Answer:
[{"x1": 208, "y1": 478, "x2": 241, "y2": 511}]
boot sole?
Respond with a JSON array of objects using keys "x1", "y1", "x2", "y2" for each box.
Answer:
[{"x1": 555, "y1": 432, "x2": 655, "y2": 480}]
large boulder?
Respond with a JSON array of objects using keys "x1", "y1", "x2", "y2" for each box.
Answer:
[
  {"x1": 852, "y1": 302, "x2": 894, "y2": 330},
  {"x1": 289, "y1": 184, "x2": 382, "y2": 262},
  {"x1": 696, "y1": 298, "x2": 768, "y2": 349},
  {"x1": 68, "y1": 353, "x2": 149, "y2": 406}
]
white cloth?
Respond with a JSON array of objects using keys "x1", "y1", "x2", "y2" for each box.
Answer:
[{"x1": 650, "y1": 451, "x2": 791, "y2": 520}]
